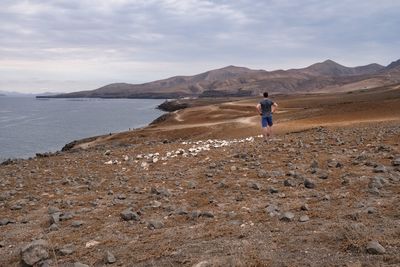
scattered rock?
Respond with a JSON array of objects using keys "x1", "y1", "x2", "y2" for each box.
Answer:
[
  {"x1": 193, "y1": 261, "x2": 211, "y2": 267},
  {"x1": 120, "y1": 209, "x2": 140, "y2": 221},
  {"x1": 85, "y1": 240, "x2": 100, "y2": 248},
  {"x1": 0, "y1": 218, "x2": 14, "y2": 226},
  {"x1": 299, "y1": 215, "x2": 310, "y2": 222},
  {"x1": 151, "y1": 187, "x2": 171, "y2": 197},
  {"x1": 300, "y1": 204, "x2": 310, "y2": 211},
  {"x1": 266, "y1": 204, "x2": 280, "y2": 217},
  {"x1": 268, "y1": 187, "x2": 279, "y2": 194},
  {"x1": 105, "y1": 250, "x2": 116, "y2": 264},
  {"x1": 304, "y1": 179, "x2": 315, "y2": 189},
  {"x1": 365, "y1": 207, "x2": 376, "y2": 214},
  {"x1": 187, "y1": 181, "x2": 197, "y2": 189},
  {"x1": 322, "y1": 194, "x2": 331, "y2": 201},
  {"x1": 49, "y1": 213, "x2": 60, "y2": 224},
  {"x1": 59, "y1": 212, "x2": 74, "y2": 221},
  {"x1": 366, "y1": 241, "x2": 386, "y2": 255},
  {"x1": 310, "y1": 160, "x2": 318, "y2": 169},
  {"x1": 189, "y1": 210, "x2": 202, "y2": 219},
  {"x1": 71, "y1": 221, "x2": 84, "y2": 228},
  {"x1": 104, "y1": 150, "x2": 111, "y2": 156},
  {"x1": 318, "y1": 171, "x2": 329, "y2": 179},
  {"x1": 148, "y1": 220, "x2": 164, "y2": 230},
  {"x1": 49, "y1": 223, "x2": 59, "y2": 231},
  {"x1": 280, "y1": 212, "x2": 295, "y2": 222},
  {"x1": 58, "y1": 244, "x2": 75, "y2": 256},
  {"x1": 20, "y1": 239, "x2": 49, "y2": 266},
  {"x1": 392, "y1": 158, "x2": 400, "y2": 166},
  {"x1": 200, "y1": 211, "x2": 215, "y2": 218},
  {"x1": 373, "y1": 165, "x2": 387, "y2": 173},
  {"x1": 284, "y1": 179, "x2": 296, "y2": 187},
  {"x1": 247, "y1": 182, "x2": 261, "y2": 190},
  {"x1": 257, "y1": 170, "x2": 268, "y2": 178}
]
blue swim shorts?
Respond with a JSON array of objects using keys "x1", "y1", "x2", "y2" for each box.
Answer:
[{"x1": 261, "y1": 116, "x2": 273, "y2": 128}]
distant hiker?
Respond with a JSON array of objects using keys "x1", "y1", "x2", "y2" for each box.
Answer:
[{"x1": 256, "y1": 92, "x2": 278, "y2": 141}]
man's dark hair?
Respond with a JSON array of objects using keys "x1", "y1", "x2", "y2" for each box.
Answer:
[{"x1": 263, "y1": 92, "x2": 269, "y2": 98}]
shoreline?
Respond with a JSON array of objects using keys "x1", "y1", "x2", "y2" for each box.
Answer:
[{"x1": 0, "y1": 98, "x2": 166, "y2": 163}]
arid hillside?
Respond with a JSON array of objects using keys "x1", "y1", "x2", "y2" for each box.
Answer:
[
  {"x1": 39, "y1": 60, "x2": 400, "y2": 99},
  {"x1": 2, "y1": 84, "x2": 400, "y2": 266}
]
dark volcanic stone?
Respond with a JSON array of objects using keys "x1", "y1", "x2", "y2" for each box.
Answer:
[
  {"x1": 304, "y1": 179, "x2": 315, "y2": 189},
  {"x1": 200, "y1": 211, "x2": 215, "y2": 218},
  {"x1": 120, "y1": 209, "x2": 140, "y2": 221},
  {"x1": 20, "y1": 239, "x2": 49, "y2": 266}
]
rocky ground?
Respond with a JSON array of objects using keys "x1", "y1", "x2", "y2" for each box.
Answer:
[{"x1": 1, "y1": 86, "x2": 400, "y2": 266}]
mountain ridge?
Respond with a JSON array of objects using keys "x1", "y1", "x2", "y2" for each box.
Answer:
[{"x1": 38, "y1": 59, "x2": 399, "y2": 99}]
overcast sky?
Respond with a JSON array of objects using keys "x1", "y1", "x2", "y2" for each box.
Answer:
[{"x1": 1, "y1": 0, "x2": 399, "y2": 93}]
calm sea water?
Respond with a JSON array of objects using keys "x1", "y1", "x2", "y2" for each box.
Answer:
[{"x1": 0, "y1": 97, "x2": 165, "y2": 161}]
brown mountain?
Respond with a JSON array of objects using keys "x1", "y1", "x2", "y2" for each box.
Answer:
[{"x1": 39, "y1": 59, "x2": 399, "y2": 99}]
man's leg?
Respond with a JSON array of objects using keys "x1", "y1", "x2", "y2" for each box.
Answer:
[
  {"x1": 267, "y1": 116, "x2": 273, "y2": 138},
  {"x1": 261, "y1": 117, "x2": 269, "y2": 140}
]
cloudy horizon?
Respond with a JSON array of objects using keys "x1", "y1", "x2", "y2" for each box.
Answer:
[{"x1": 1, "y1": 0, "x2": 399, "y2": 93}]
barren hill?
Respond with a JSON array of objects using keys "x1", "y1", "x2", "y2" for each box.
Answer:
[{"x1": 39, "y1": 59, "x2": 400, "y2": 99}]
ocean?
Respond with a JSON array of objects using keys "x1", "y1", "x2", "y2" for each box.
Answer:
[{"x1": 0, "y1": 97, "x2": 165, "y2": 161}]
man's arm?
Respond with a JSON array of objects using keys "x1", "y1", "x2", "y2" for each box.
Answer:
[
  {"x1": 256, "y1": 104, "x2": 262, "y2": 115},
  {"x1": 272, "y1": 102, "x2": 278, "y2": 113}
]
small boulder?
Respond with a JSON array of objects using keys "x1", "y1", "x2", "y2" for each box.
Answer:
[
  {"x1": 304, "y1": 179, "x2": 315, "y2": 189},
  {"x1": 366, "y1": 241, "x2": 386, "y2": 255},
  {"x1": 373, "y1": 165, "x2": 387, "y2": 173},
  {"x1": 58, "y1": 244, "x2": 75, "y2": 256},
  {"x1": 299, "y1": 215, "x2": 310, "y2": 222},
  {"x1": 392, "y1": 158, "x2": 400, "y2": 166},
  {"x1": 247, "y1": 182, "x2": 261, "y2": 190},
  {"x1": 71, "y1": 221, "x2": 84, "y2": 228},
  {"x1": 147, "y1": 220, "x2": 164, "y2": 230},
  {"x1": 280, "y1": 212, "x2": 295, "y2": 222},
  {"x1": 284, "y1": 179, "x2": 296, "y2": 187},
  {"x1": 105, "y1": 250, "x2": 116, "y2": 264},
  {"x1": 200, "y1": 211, "x2": 215, "y2": 218},
  {"x1": 120, "y1": 209, "x2": 140, "y2": 221},
  {"x1": 20, "y1": 239, "x2": 49, "y2": 266}
]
